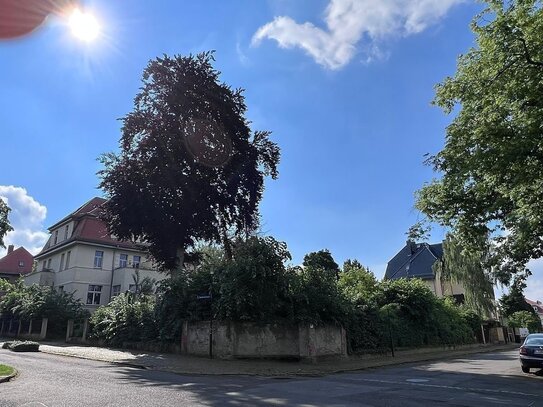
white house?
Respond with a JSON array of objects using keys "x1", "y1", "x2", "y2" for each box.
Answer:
[{"x1": 24, "y1": 197, "x2": 166, "y2": 311}]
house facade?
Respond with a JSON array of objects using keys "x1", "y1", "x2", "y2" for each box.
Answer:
[
  {"x1": 0, "y1": 245, "x2": 33, "y2": 283},
  {"x1": 384, "y1": 240, "x2": 466, "y2": 301},
  {"x1": 24, "y1": 197, "x2": 166, "y2": 311},
  {"x1": 525, "y1": 298, "x2": 543, "y2": 326}
]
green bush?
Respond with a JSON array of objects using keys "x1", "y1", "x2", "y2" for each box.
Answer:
[
  {"x1": 1, "y1": 341, "x2": 12, "y2": 349},
  {"x1": 90, "y1": 294, "x2": 157, "y2": 346},
  {"x1": 0, "y1": 279, "x2": 88, "y2": 338}
]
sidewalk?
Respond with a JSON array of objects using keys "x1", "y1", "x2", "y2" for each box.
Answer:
[{"x1": 1, "y1": 340, "x2": 518, "y2": 377}]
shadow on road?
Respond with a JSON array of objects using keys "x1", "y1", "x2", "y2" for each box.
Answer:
[{"x1": 95, "y1": 351, "x2": 543, "y2": 406}]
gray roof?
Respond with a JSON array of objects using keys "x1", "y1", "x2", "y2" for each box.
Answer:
[{"x1": 384, "y1": 241, "x2": 443, "y2": 280}]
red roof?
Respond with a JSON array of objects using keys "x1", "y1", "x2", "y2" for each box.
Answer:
[
  {"x1": 0, "y1": 247, "x2": 33, "y2": 275},
  {"x1": 37, "y1": 197, "x2": 139, "y2": 258}
]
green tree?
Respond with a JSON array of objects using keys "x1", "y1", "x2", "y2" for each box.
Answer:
[
  {"x1": 215, "y1": 236, "x2": 294, "y2": 322},
  {"x1": 507, "y1": 310, "x2": 542, "y2": 332},
  {"x1": 338, "y1": 260, "x2": 377, "y2": 304},
  {"x1": 500, "y1": 278, "x2": 535, "y2": 317},
  {"x1": 99, "y1": 52, "x2": 280, "y2": 272},
  {"x1": 0, "y1": 279, "x2": 88, "y2": 337},
  {"x1": 416, "y1": 0, "x2": 543, "y2": 282},
  {"x1": 302, "y1": 249, "x2": 340, "y2": 281},
  {"x1": 0, "y1": 198, "x2": 13, "y2": 248},
  {"x1": 433, "y1": 234, "x2": 495, "y2": 317}
]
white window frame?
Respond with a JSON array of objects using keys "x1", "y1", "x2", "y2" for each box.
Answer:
[
  {"x1": 87, "y1": 285, "x2": 102, "y2": 305},
  {"x1": 132, "y1": 255, "x2": 141, "y2": 269},
  {"x1": 119, "y1": 253, "x2": 128, "y2": 268},
  {"x1": 94, "y1": 250, "x2": 104, "y2": 268},
  {"x1": 112, "y1": 285, "x2": 121, "y2": 297}
]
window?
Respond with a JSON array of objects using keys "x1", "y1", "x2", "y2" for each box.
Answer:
[
  {"x1": 87, "y1": 285, "x2": 102, "y2": 305},
  {"x1": 132, "y1": 255, "x2": 141, "y2": 269},
  {"x1": 66, "y1": 251, "x2": 71, "y2": 269},
  {"x1": 94, "y1": 250, "x2": 104, "y2": 268},
  {"x1": 112, "y1": 285, "x2": 121, "y2": 297},
  {"x1": 18, "y1": 261, "x2": 24, "y2": 267},
  {"x1": 42, "y1": 261, "x2": 46, "y2": 271},
  {"x1": 64, "y1": 225, "x2": 69, "y2": 240},
  {"x1": 54, "y1": 230, "x2": 58, "y2": 245},
  {"x1": 47, "y1": 258, "x2": 52, "y2": 270},
  {"x1": 119, "y1": 253, "x2": 128, "y2": 268},
  {"x1": 60, "y1": 253, "x2": 65, "y2": 271}
]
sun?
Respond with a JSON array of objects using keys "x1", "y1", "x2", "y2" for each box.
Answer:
[{"x1": 69, "y1": 8, "x2": 100, "y2": 42}]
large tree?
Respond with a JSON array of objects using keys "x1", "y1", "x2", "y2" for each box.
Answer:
[
  {"x1": 433, "y1": 234, "x2": 496, "y2": 317},
  {"x1": 99, "y1": 52, "x2": 280, "y2": 271},
  {"x1": 416, "y1": 0, "x2": 543, "y2": 282},
  {"x1": 500, "y1": 278, "x2": 535, "y2": 317},
  {"x1": 0, "y1": 198, "x2": 12, "y2": 248}
]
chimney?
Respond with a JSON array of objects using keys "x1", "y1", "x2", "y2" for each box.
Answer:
[
  {"x1": 7, "y1": 244, "x2": 14, "y2": 254},
  {"x1": 406, "y1": 240, "x2": 417, "y2": 255}
]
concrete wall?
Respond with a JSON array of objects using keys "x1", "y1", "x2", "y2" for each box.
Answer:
[{"x1": 181, "y1": 321, "x2": 346, "y2": 360}]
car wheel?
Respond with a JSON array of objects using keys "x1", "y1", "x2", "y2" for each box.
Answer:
[{"x1": 522, "y1": 366, "x2": 530, "y2": 373}]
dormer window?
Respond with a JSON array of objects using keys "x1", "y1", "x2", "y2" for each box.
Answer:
[
  {"x1": 18, "y1": 261, "x2": 24, "y2": 267},
  {"x1": 54, "y1": 230, "x2": 59, "y2": 245}
]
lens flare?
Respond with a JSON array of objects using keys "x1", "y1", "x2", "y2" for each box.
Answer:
[{"x1": 69, "y1": 8, "x2": 99, "y2": 42}]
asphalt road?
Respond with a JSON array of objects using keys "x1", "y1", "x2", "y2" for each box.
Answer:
[{"x1": 0, "y1": 349, "x2": 541, "y2": 406}]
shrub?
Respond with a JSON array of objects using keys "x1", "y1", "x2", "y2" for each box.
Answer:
[
  {"x1": 1, "y1": 342, "x2": 13, "y2": 349},
  {"x1": 90, "y1": 293, "x2": 157, "y2": 346}
]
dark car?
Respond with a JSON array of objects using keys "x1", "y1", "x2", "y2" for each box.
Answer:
[{"x1": 519, "y1": 333, "x2": 543, "y2": 373}]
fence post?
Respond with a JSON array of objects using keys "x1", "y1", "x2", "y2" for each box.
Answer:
[
  {"x1": 181, "y1": 320, "x2": 188, "y2": 354},
  {"x1": 66, "y1": 320, "x2": 74, "y2": 342},
  {"x1": 40, "y1": 318, "x2": 48, "y2": 340},
  {"x1": 82, "y1": 319, "x2": 89, "y2": 341}
]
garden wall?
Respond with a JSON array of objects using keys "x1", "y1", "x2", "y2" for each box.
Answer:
[{"x1": 181, "y1": 321, "x2": 347, "y2": 360}]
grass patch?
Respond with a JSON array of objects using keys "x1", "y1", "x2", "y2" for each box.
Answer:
[{"x1": 0, "y1": 364, "x2": 14, "y2": 377}]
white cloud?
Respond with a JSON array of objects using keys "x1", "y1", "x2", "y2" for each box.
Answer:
[
  {"x1": 252, "y1": 0, "x2": 464, "y2": 69},
  {"x1": 0, "y1": 186, "x2": 48, "y2": 256}
]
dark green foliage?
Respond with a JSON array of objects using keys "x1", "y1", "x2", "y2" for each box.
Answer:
[
  {"x1": 89, "y1": 294, "x2": 157, "y2": 346},
  {"x1": 1, "y1": 342, "x2": 11, "y2": 349},
  {"x1": 291, "y1": 253, "x2": 347, "y2": 324},
  {"x1": 345, "y1": 278, "x2": 478, "y2": 352},
  {"x1": 302, "y1": 249, "x2": 340, "y2": 280},
  {"x1": 90, "y1": 242, "x2": 481, "y2": 352},
  {"x1": 433, "y1": 234, "x2": 495, "y2": 317},
  {"x1": 507, "y1": 310, "x2": 542, "y2": 332},
  {"x1": 416, "y1": 0, "x2": 543, "y2": 281},
  {"x1": 0, "y1": 198, "x2": 12, "y2": 248},
  {"x1": 500, "y1": 279, "x2": 536, "y2": 317},
  {"x1": 0, "y1": 280, "x2": 88, "y2": 337},
  {"x1": 99, "y1": 52, "x2": 280, "y2": 271},
  {"x1": 215, "y1": 237, "x2": 294, "y2": 321},
  {"x1": 8, "y1": 341, "x2": 40, "y2": 352}
]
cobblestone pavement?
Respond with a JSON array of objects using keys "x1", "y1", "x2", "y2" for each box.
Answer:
[{"x1": 0, "y1": 340, "x2": 517, "y2": 377}]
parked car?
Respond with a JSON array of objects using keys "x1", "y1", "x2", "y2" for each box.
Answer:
[{"x1": 519, "y1": 333, "x2": 543, "y2": 373}]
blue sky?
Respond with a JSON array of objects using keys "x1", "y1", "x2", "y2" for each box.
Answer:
[{"x1": 0, "y1": 0, "x2": 541, "y2": 298}]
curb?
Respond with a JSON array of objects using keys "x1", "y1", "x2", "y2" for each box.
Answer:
[
  {"x1": 0, "y1": 368, "x2": 18, "y2": 383},
  {"x1": 37, "y1": 344, "x2": 518, "y2": 378}
]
